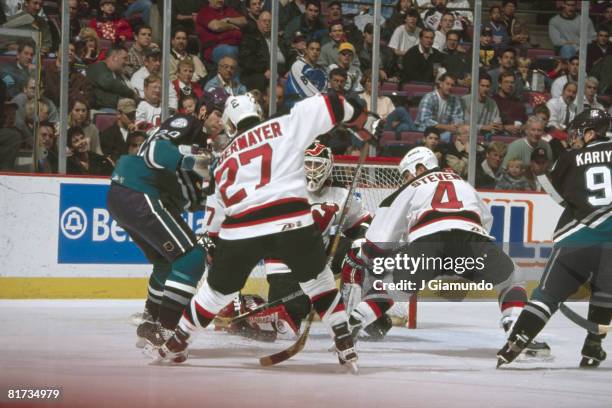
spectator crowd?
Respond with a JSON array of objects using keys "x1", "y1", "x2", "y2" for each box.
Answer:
[{"x1": 0, "y1": 0, "x2": 610, "y2": 192}]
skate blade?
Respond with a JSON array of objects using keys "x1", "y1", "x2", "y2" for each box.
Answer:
[
  {"x1": 130, "y1": 312, "x2": 146, "y2": 326},
  {"x1": 346, "y1": 361, "x2": 359, "y2": 375},
  {"x1": 516, "y1": 350, "x2": 554, "y2": 363},
  {"x1": 142, "y1": 343, "x2": 164, "y2": 363}
]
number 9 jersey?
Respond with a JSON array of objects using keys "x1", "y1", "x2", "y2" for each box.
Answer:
[{"x1": 365, "y1": 168, "x2": 494, "y2": 247}]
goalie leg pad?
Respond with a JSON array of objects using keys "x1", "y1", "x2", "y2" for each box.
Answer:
[{"x1": 159, "y1": 246, "x2": 206, "y2": 329}]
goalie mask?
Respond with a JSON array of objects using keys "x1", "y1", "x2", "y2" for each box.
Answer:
[
  {"x1": 567, "y1": 108, "x2": 610, "y2": 146},
  {"x1": 305, "y1": 142, "x2": 333, "y2": 192},
  {"x1": 398, "y1": 146, "x2": 439, "y2": 179},
  {"x1": 222, "y1": 93, "x2": 263, "y2": 139}
]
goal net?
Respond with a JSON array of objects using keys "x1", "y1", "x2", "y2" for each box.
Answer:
[{"x1": 242, "y1": 155, "x2": 416, "y2": 328}]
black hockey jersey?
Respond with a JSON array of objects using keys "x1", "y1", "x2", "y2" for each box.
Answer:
[{"x1": 540, "y1": 139, "x2": 612, "y2": 242}]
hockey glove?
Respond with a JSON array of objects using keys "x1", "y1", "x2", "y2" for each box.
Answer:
[
  {"x1": 197, "y1": 232, "x2": 216, "y2": 258},
  {"x1": 179, "y1": 145, "x2": 212, "y2": 180}
]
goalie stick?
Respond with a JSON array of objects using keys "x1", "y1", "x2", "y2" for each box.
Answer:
[
  {"x1": 559, "y1": 303, "x2": 612, "y2": 335},
  {"x1": 258, "y1": 138, "x2": 372, "y2": 367}
]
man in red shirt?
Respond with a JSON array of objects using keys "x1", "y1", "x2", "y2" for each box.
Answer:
[{"x1": 196, "y1": 0, "x2": 247, "y2": 63}]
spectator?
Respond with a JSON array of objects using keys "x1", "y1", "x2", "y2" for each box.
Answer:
[
  {"x1": 414, "y1": 73, "x2": 464, "y2": 141},
  {"x1": 126, "y1": 131, "x2": 146, "y2": 155},
  {"x1": 323, "y1": 0, "x2": 363, "y2": 46},
  {"x1": 0, "y1": 38, "x2": 35, "y2": 99},
  {"x1": 169, "y1": 27, "x2": 208, "y2": 82},
  {"x1": 100, "y1": 98, "x2": 141, "y2": 162},
  {"x1": 68, "y1": 0, "x2": 82, "y2": 39},
  {"x1": 260, "y1": 84, "x2": 285, "y2": 118},
  {"x1": 328, "y1": 43, "x2": 363, "y2": 95},
  {"x1": 500, "y1": 0, "x2": 519, "y2": 42},
  {"x1": 584, "y1": 77, "x2": 605, "y2": 110},
  {"x1": 586, "y1": 26, "x2": 611, "y2": 71},
  {"x1": 551, "y1": 55, "x2": 579, "y2": 98},
  {"x1": 136, "y1": 75, "x2": 162, "y2": 129},
  {"x1": 0, "y1": 102, "x2": 22, "y2": 171},
  {"x1": 509, "y1": 22, "x2": 530, "y2": 57},
  {"x1": 172, "y1": 0, "x2": 203, "y2": 34},
  {"x1": 179, "y1": 95, "x2": 198, "y2": 116},
  {"x1": 319, "y1": 23, "x2": 352, "y2": 68},
  {"x1": 87, "y1": 47, "x2": 136, "y2": 110},
  {"x1": 384, "y1": 0, "x2": 419, "y2": 40},
  {"x1": 549, "y1": 0, "x2": 595, "y2": 59},
  {"x1": 361, "y1": 69, "x2": 415, "y2": 136},
  {"x1": 77, "y1": 27, "x2": 102, "y2": 65},
  {"x1": 388, "y1": 8, "x2": 420, "y2": 58},
  {"x1": 280, "y1": 0, "x2": 308, "y2": 29},
  {"x1": 502, "y1": 116, "x2": 552, "y2": 169},
  {"x1": 6, "y1": 0, "x2": 53, "y2": 54},
  {"x1": 400, "y1": 28, "x2": 445, "y2": 84},
  {"x1": 417, "y1": 126, "x2": 446, "y2": 164},
  {"x1": 443, "y1": 30, "x2": 470, "y2": 86},
  {"x1": 36, "y1": 121, "x2": 58, "y2": 173},
  {"x1": 327, "y1": 68, "x2": 347, "y2": 94},
  {"x1": 433, "y1": 12, "x2": 455, "y2": 51},
  {"x1": 492, "y1": 71, "x2": 527, "y2": 136},
  {"x1": 447, "y1": 0, "x2": 472, "y2": 25},
  {"x1": 462, "y1": 74, "x2": 503, "y2": 139},
  {"x1": 172, "y1": 59, "x2": 204, "y2": 102},
  {"x1": 495, "y1": 158, "x2": 531, "y2": 191},
  {"x1": 515, "y1": 57, "x2": 532, "y2": 90},
  {"x1": 445, "y1": 124, "x2": 484, "y2": 179},
  {"x1": 357, "y1": 23, "x2": 396, "y2": 81},
  {"x1": 66, "y1": 126, "x2": 114, "y2": 176},
  {"x1": 19, "y1": 100, "x2": 51, "y2": 147},
  {"x1": 68, "y1": 97, "x2": 103, "y2": 155},
  {"x1": 196, "y1": 0, "x2": 247, "y2": 63},
  {"x1": 596, "y1": 4, "x2": 612, "y2": 35},
  {"x1": 89, "y1": 0, "x2": 133, "y2": 43},
  {"x1": 243, "y1": 0, "x2": 263, "y2": 34},
  {"x1": 488, "y1": 47, "x2": 524, "y2": 97},
  {"x1": 239, "y1": 11, "x2": 285, "y2": 92},
  {"x1": 525, "y1": 147, "x2": 550, "y2": 192},
  {"x1": 421, "y1": 0, "x2": 464, "y2": 33},
  {"x1": 533, "y1": 104, "x2": 567, "y2": 162},
  {"x1": 284, "y1": 39, "x2": 327, "y2": 108},
  {"x1": 125, "y1": 25, "x2": 157, "y2": 77},
  {"x1": 42, "y1": 42, "x2": 95, "y2": 108},
  {"x1": 546, "y1": 81, "x2": 577, "y2": 134},
  {"x1": 488, "y1": 5, "x2": 509, "y2": 50},
  {"x1": 124, "y1": 0, "x2": 154, "y2": 26},
  {"x1": 204, "y1": 55, "x2": 247, "y2": 96},
  {"x1": 353, "y1": 4, "x2": 388, "y2": 34},
  {"x1": 479, "y1": 27, "x2": 497, "y2": 70},
  {"x1": 130, "y1": 48, "x2": 161, "y2": 98},
  {"x1": 13, "y1": 77, "x2": 58, "y2": 132},
  {"x1": 282, "y1": 0, "x2": 326, "y2": 53},
  {"x1": 475, "y1": 141, "x2": 506, "y2": 189}
]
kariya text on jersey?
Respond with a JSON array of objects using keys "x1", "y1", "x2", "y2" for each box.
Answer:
[
  {"x1": 220, "y1": 121, "x2": 283, "y2": 164},
  {"x1": 575, "y1": 150, "x2": 612, "y2": 167}
]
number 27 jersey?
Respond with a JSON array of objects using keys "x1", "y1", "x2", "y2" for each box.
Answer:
[
  {"x1": 366, "y1": 169, "x2": 493, "y2": 246},
  {"x1": 213, "y1": 94, "x2": 355, "y2": 240}
]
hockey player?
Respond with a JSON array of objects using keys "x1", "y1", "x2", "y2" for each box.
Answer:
[
  {"x1": 150, "y1": 93, "x2": 383, "y2": 369},
  {"x1": 342, "y1": 147, "x2": 549, "y2": 355},
  {"x1": 215, "y1": 142, "x2": 373, "y2": 341},
  {"x1": 497, "y1": 108, "x2": 612, "y2": 368},
  {"x1": 107, "y1": 89, "x2": 227, "y2": 347}
]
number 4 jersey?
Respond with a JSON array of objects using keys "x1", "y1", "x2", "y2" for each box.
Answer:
[
  {"x1": 365, "y1": 169, "x2": 493, "y2": 247},
  {"x1": 213, "y1": 94, "x2": 357, "y2": 240},
  {"x1": 538, "y1": 139, "x2": 612, "y2": 243}
]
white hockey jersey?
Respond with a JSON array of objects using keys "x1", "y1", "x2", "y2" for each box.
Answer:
[
  {"x1": 213, "y1": 94, "x2": 356, "y2": 240},
  {"x1": 365, "y1": 169, "x2": 493, "y2": 251}
]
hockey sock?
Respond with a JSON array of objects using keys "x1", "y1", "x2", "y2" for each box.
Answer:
[
  {"x1": 350, "y1": 298, "x2": 393, "y2": 328},
  {"x1": 498, "y1": 285, "x2": 527, "y2": 330},
  {"x1": 146, "y1": 262, "x2": 171, "y2": 321},
  {"x1": 586, "y1": 303, "x2": 612, "y2": 343},
  {"x1": 300, "y1": 267, "x2": 348, "y2": 329},
  {"x1": 508, "y1": 302, "x2": 551, "y2": 343},
  {"x1": 159, "y1": 247, "x2": 206, "y2": 330},
  {"x1": 178, "y1": 279, "x2": 238, "y2": 337}
]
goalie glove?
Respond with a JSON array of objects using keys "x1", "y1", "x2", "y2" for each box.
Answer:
[{"x1": 179, "y1": 144, "x2": 212, "y2": 180}]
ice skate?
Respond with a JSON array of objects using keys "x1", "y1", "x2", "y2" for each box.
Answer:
[
  {"x1": 145, "y1": 327, "x2": 190, "y2": 364},
  {"x1": 580, "y1": 339, "x2": 607, "y2": 368},
  {"x1": 136, "y1": 320, "x2": 173, "y2": 349},
  {"x1": 332, "y1": 322, "x2": 359, "y2": 374}
]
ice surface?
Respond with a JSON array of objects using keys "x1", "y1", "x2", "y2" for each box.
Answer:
[{"x1": 0, "y1": 300, "x2": 610, "y2": 408}]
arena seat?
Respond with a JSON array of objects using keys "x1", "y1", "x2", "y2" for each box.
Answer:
[
  {"x1": 451, "y1": 86, "x2": 469, "y2": 96},
  {"x1": 402, "y1": 83, "x2": 433, "y2": 98},
  {"x1": 527, "y1": 48, "x2": 556, "y2": 59},
  {"x1": 398, "y1": 131, "x2": 423, "y2": 144},
  {"x1": 94, "y1": 113, "x2": 117, "y2": 133}
]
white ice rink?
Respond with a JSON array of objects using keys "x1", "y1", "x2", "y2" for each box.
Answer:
[{"x1": 1, "y1": 300, "x2": 611, "y2": 408}]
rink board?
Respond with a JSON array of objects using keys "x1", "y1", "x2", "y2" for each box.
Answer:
[{"x1": 0, "y1": 173, "x2": 564, "y2": 298}]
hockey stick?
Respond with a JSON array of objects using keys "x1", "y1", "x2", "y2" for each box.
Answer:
[
  {"x1": 258, "y1": 139, "x2": 372, "y2": 367},
  {"x1": 559, "y1": 303, "x2": 611, "y2": 335}
]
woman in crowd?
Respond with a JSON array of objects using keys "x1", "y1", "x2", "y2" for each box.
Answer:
[
  {"x1": 66, "y1": 126, "x2": 114, "y2": 176},
  {"x1": 68, "y1": 97, "x2": 103, "y2": 156}
]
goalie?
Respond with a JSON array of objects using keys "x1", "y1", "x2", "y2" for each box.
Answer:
[{"x1": 214, "y1": 142, "x2": 375, "y2": 342}]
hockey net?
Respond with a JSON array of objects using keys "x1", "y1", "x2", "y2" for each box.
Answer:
[{"x1": 243, "y1": 155, "x2": 416, "y2": 328}]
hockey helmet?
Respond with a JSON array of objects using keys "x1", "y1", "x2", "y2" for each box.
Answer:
[
  {"x1": 398, "y1": 146, "x2": 439, "y2": 178},
  {"x1": 198, "y1": 87, "x2": 229, "y2": 117},
  {"x1": 567, "y1": 108, "x2": 610, "y2": 144},
  {"x1": 222, "y1": 93, "x2": 263, "y2": 138},
  {"x1": 305, "y1": 141, "x2": 334, "y2": 192}
]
